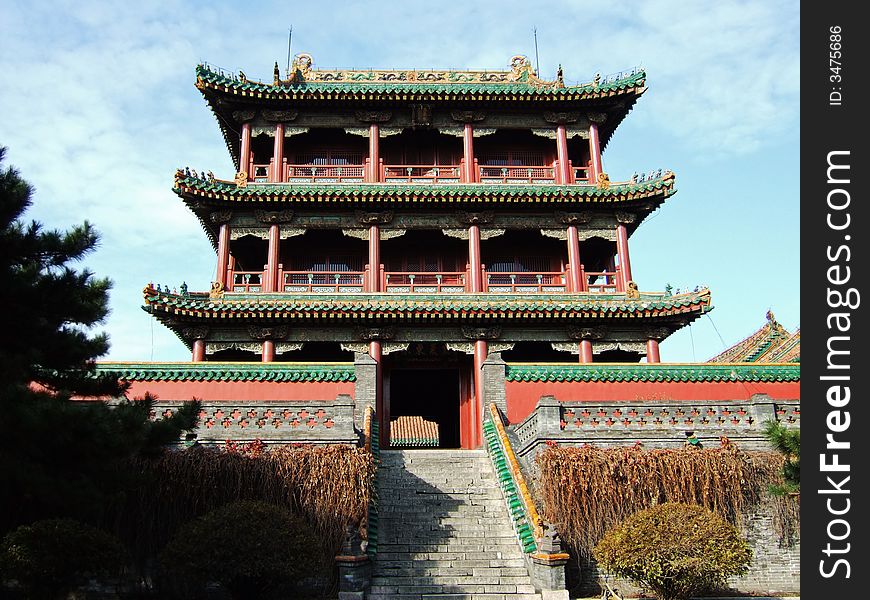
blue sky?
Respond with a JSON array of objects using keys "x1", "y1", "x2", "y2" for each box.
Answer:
[{"x1": 0, "y1": 0, "x2": 799, "y2": 362}]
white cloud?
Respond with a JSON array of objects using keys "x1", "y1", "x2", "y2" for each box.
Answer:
[{"x1": 0, "y1": 0, "x2": 799, "y2": 362}]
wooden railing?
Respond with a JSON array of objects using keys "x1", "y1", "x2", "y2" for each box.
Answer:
[
  {"x1": 585, "y1": 270, "x2": 622, "y2": 293},
  {"x1": 226, "y1": 266, "x2": 623, "y2": 295},
  {"x1": 285, "y1": 164, "x2": 365, "y2": 183},
  {"x1": 478, "y1": 164, "x2": 556, "y2": 184},
  {"x1": 280, "y1": 270, "x2": 365, "y2": 293},
  {"x1": 231, "y1": 270, "x2": 265, "y2": 292},
  {"x1": 243, "y1": 157, "x2": 599, "y2": 186},
  {"x1": 484, "y1": 271, "x2": 568, "y2": 293},
  {"x1": 382, "y1": 164, "x2": 462, "y2": 183},
  {"x1": 572, "y1": 164, "x2": 591, "y2": 183},
  {"x1": 251, "y1": 163, "x2": 271, "y2": 182},
  {"x1": 383, "y1": 271, "x2": 467, "y2": 293}
]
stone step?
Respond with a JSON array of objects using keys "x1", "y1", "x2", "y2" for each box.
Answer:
[
  {"x1": 368, "y1": 583, "x2": 539, "y2": 594},
  {"x1": 370, "y1": 574, "x2": 533, "y2": 585},
  {"x1": 366, "y1": 592, "x2": 541, "y2": 600},
  {"x1": 370, "y1": 449, "x2": 539, "y2": 598}
]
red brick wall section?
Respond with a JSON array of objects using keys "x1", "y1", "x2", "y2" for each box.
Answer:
[{"x1": 121, "y1": 380, "x2": 354, "y2": 403}]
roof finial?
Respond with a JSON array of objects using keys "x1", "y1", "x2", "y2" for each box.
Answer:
[
  {"x1": 273, "y1": 61, "x2": 280, "y2": 84},
  {"x1": 766, "y1": 309, "x2": 776, "y2": 324},
  {"x1": 556, "y1": 64, "x2": 564, "y2": 87}
]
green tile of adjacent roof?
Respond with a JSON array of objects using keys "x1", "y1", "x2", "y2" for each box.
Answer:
[
  {"x1": 707, "y1": 311, "x2": 800, "y2": 363},
  {"x1": 143, "y1": 287, "x2": 712, "y2": 321},
  {"x1": 173, "y1": 171, "x2": 676, "y2": 206},
  {"x1": 95, "y1": 362, "x2": 356, "y2": 382},
  {"x1": 505, "y1": 362, "x2": 800, "y2": 383},
  {"x1": 195, "y1": 63, "x2": 646, "y2": 100}
]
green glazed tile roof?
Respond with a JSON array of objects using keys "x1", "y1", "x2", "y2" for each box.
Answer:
[
  {"x1": 196, "y1": 63, "x2": 646, "y2": 101},
  {"x1": 143, "y1": 287, "x2": 712, "y2": 323},
  {"x1": 174, "y1": 171, "x2": 676, "y2": 208},
  {"x1": 505, "y1": 362, "x2": 800, "y2": 383},
  {"x1": 95, "y1": 361, "x2": 356, "y2": 382},
  {"x1": 707, "y1": 311, "x2": 800, "y2": 363}
]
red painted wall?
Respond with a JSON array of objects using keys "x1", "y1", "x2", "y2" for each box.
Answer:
[
  {"x1": 505, "y1": 381, "x2": 800, "y2": 424},
  {"x1": 120, "y1": 380, "x2": 354, "y2": 402}
]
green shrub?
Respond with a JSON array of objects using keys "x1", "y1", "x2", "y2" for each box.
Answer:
[
  {"x1": 158, "y1": 500, "x2": 323, "y2": 600},
  {"x1": 0, "y1": 518, "x2": 128, "y2": 599},
  {"x1": 593, "y1": 502, "x2": 752, "y2": 600}
]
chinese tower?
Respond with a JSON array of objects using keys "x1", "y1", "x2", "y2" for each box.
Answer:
[{"x1": 100, "y1": 54, "x2": 801, "y2": 598}]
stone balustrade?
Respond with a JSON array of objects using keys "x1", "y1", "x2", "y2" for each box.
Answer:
[{"x1": 512, "y1": 393, "x2": 800, "y2": 457}]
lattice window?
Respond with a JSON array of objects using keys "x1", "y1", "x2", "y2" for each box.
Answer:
[
  {"x1": 488, "y1": 256, "x2": 554, "y2": 272},
  {"x1": 386, "y1": 256, "x2": 460, "y2": 272},
  {"x1": 292, "y1": 149, "x2": 364, "y2": 165},
  {"x1": 478, "y1": 150, "x2": 547, "y2": 167},
  {"x1": 290, "y1": 255, "x2": 364, "y2": 272}
]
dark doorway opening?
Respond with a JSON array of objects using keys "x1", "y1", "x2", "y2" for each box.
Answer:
[{"x1": 388, "y1": 369, "x2": 460, "y2": 448}]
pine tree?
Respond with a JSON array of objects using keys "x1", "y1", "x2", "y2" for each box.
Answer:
[
  {"x1": 763, "y1": 419, "x2": 799, "y2": 495},
  {"x1": 0, "y1": 147, "x2": 200, "y2": 532}
]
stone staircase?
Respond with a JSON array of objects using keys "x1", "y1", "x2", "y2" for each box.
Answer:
[{"x1": 368, "y1": 449, "x2": 541, "y2": 600}]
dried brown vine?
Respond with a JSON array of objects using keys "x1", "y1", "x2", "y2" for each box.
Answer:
[
  {"x1": 111, "y1": 444, "x2": 375, "y2": 567},
  {"x1": 535, "y1": 444, "x2": 794, "y2": 559}
]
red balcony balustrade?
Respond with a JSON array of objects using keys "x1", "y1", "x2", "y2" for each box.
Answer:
[
  {"x1": 231, "y1": 270, "x2": 265, "y2": 292},
  {"x1": 484, "y1": 271, "x2": 569, "y2": 293},
  {"x1": 382, "y1": 164, "x2": 462, "y2": 184},
  {"x1": 585, "y1": 270, "x2": 622, "y2": 293},
  {"x1": 251, "y1": 164, "x2": 271, "y2": 182},
  {"x1": 227, "y1": 266, "x2": 621, "y2": 295},
  {"x1": 571, "y1": 163, "x2": 591, "y2": 184},
  {"x1": 478, "y1": 165, "x2": 556, "y2": 184},
  {"x1": 285, "y1": 163, "x2": 365, "y2": 183},
  {"x1": 383, "y1": 271, "x2": 467, "y2": 293},
  {"x1": 280, "y1": 269, "x2": 366, "y2": 293}
]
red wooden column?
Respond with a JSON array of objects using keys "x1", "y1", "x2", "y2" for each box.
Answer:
[
  {"x1": 579, "y1": 340, "x2": 594, "y2": 364},
  {"x1": 588, "y1": 121, "x2": 603, "y2": 182},
  {"x1": 371, "y1": 341, "x2": 384, "y2": 446},
  {"x1": 463, "y1": 123, "x2": 476, "y2": 183},
  {"x1": 192, "y1": 339, "x2": 205, "y2": 362},
  {"x1": 368, "y1": 124, "x2": 380, "y2": 182},
  {"x1": 566, "y1": 225, "x2": 583, "y2": 292},
  {"x1": 271, "y1": 123, "x2": 285, "y2": 182},
  {"x1": 239, "y1": 122, "x2": 252, "y2": 178},
  {"x1": 216, "y1": 223, "x2": 231, "y2": 290},
  {"x1": 616, "y1": 223, "x2": 634, "y2": 287},
  {"x1": 262, "y1": 340, "x2": 275, "y2": 363},
  {"x1": 646, "y1": 339, "x2": 661, "y2": 363},
  {"x1": 468, "y1": 225, "x2": 482, "y2": 292},
  {"x1": 555, "y1": 124, "x2": 571, "y2": 184},
  {"x1": 226, "y1": 255, "x2": 236, "y2": 289},
  {"x1": 266, "y1": 224, "x2": 280, "y2": 292},
  {"x1": 368, "y1": 226, "x2": 380, "y2": 292},
  {"x1": 472, "y1": 340, "x2": 488, "y2": 448}
]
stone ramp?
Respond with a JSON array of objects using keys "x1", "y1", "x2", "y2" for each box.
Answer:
[{"x1": 368, "y1": 449, "x2": 541, "y2": 600}]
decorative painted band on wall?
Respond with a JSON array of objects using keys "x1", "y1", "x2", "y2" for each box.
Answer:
[
  {"x1": 97, "y1": 361, "x2": 356, "y2": 382},
  {"x1": 505, "y1": 362, "x2": 800, "y2": 383}
]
